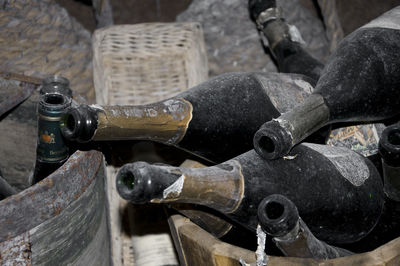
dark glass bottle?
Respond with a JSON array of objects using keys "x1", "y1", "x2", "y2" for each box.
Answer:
[
  {"x1": 379, "y1": 123, "x2": 400, "y2": 201},
  {"x1": 32, "y1": 93, "x2": 72, "y2": 184},
  {"x1": 339, "y1": 124, "x2": 400, "y2": 252},
  {"x1": 116, "y1": 143, "x2": 383, "y2": 245},
  {"x1": 248, "y1": 0, "x2": 324, "y2": 81},
  {"x1": 59, "y1": 72, "x2": 319, "y2": 163},
  {"x1": 253, "y1": 7, "x2": 400, "y2": 160},
  {"x1": 257, "y1": 194, "x2": 353, "y2": 259}
]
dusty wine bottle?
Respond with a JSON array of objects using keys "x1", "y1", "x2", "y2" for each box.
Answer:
[
  {"x1": 379, "y1": 123, "x2": 400, "y2": 201},
  {"x1": 32, "y1": 93, "x2": 72, "y2": 184},
  {"x1": 257, "y1": 194, "x2": 353, "y2": 259},
  {"x1": 248, "y1": 0, "x2": 324, "y2": 81},
  {"x1": 253, "y1": 7, "x2": 400, "y2": 160},
  {"x1": 59, "y1": 72, "x2": 319, "y2": 163},
  {"x1": 339, "y1": 129, "x2": 400, "y2": 252},
  {"x1": 116, "y1": 143, "x2": 383, "y2": 244}
]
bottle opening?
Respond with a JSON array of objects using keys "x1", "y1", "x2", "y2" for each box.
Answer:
[
  {"x1": 44, "y1": 94, "x2": 65, "y2": 105},
  {"x1": 388, "y1": 129, "x2": 400, "y2": 146},
  {"x1": 121, "y1": 172, "x2": 135, "y2": 190},
  {"x1": 265, "y1": 201, "x2": 284, "y2": 220},
  {"x1": 259, "y1": 136, "x2": 275, "y2": 153},
  {"x1": 65, "y1": 114, "x2": 76, "y2": 132}
]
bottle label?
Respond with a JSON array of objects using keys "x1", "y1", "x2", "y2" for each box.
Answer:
[
  {"x1": 302, "y1": 143, "x2": 370, "y2": 186},
  {"x1": 151, "y1": 160, "x2": 245, "y2": 213},
  {"x1": 37, "y1": 114, "x2": 68, "y2": 162},
  {"x1": 255, "y1": 73, "x2": 313, "y2": 114}
]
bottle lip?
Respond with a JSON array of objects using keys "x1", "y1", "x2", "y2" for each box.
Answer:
[
  {"x1": 257, "y1": 194, "x2": 299, "y2": 237},
  {"x1": 60, "y1": 108, "x2": 82, "y2": 140},
  {"x1": 39, "y1": 93, "x2": 72, "y2": 111}
]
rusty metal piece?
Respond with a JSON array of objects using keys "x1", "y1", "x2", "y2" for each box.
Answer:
[{"x1": 0, "y1": 232, "x2": 32, "y2": 265}]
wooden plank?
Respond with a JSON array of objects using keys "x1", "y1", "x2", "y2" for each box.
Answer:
[
  {"x1": 168, "y1": 214, "x2": 256, "y2": 266},
  {"x1": 168, "y1": 212, "x2": 400, "y2": 266}
]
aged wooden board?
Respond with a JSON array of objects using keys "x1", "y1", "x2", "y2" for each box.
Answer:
[
  {"x1": 0, "y1": 87, "x2": 39, "y2": 190},
  {"x1": 0, "y1": 76, "x2": 37, "y2": 117},
  {"x1": 0, "y1": 150, "x2": 111, "y2": 265}
]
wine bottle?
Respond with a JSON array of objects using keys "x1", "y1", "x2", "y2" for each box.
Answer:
[
  {"x1": 253, "y1": 7, "x2": 400, "y2": 160},
  {"x1": 339, "y1": 127, "x2": 400, "y2": 252},
  {"x1": 379, "y1": 123, "x2": 400, "y2": 201},
  {"x1": 116, "y1": 143, "x2": 383, "y2": 244},
  {"x1": 248, "y1": 0, "x2": 324, "y2": 81},
  {"x1": 257, "y1": 194, "x2": 353, "y2": 259},
  {"x1": 32, "y1": 93, "x2": 71, "y2": 184},
  {"x1": 59, "y1": 72, "x2": 319, "y2": 163}
]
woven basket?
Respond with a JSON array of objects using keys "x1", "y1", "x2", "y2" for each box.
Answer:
[
  {"x1": 93, "y1": 22, "x2": 208, "y2": 105},
  {"x1": 92, "y1": 22, "x2": 208, "y2": 266}
]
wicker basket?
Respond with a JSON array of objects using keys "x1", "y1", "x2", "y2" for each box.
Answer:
[
  {"x1": 92, "y1": 22, "x2": 208, "y2": 266},
  {"x1": 92, "y1": 22, "x2": 208, "y2": 105}
]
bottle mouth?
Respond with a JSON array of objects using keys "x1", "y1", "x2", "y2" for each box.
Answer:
[
  {"x1": 60, "y1": 109, "x2": 80, "y2": 140},
  {"x1": 116, "y1": 167, "x2": 138, "y2": 201},
  {"x1": 40, "y1": 93, "x2": 71, "y2": 112},
  {"x1": 253, "y1": 122, "x2": 291, "y2": 160},
  {"x1": 257, "y1": 194, "x2": 299, "y2": 237},
  {"x1": 264, "y1": 200, "x2": 285, "y2": 220},
  {"x1": 258, "y1": 136, "x2": 276, "y2": 154},
  {"x1": 387, "y1": 127, "x2": 400, "y2": 146},
  {"x1": 43, "y1": 94, "x2": 66, "y2": 105},
  {"x1": 379, "y1": 124, "x2": 400, "y2": 165}
]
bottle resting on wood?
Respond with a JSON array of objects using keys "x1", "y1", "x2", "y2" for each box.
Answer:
[
  {"x1": 116, "y1": 143, "x2": 384, "y2": 245},
  {"x1": 253, "y1": 7, "x2": 400, "y2": 160},
  {"x1": 60, "y1": 72, "x2": 324, "y2": 163},
  {"x1": 339, "y1": 126, "x2": 400, "y2": 252},
  {"x1": 257, "y1": 194, "x2": 353, "y2": 259}
]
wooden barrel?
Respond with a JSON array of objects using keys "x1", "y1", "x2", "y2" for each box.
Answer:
[{"x1": 0, "y1": 78, "x2": 110, "y2": 265}]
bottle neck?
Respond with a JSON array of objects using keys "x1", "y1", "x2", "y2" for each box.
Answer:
[
  {"x1": 274, "y1": 218, "x2": 353, "y2": 258},
  {"x1": 116, "y1": 160, "x2": 245, "y2": 214},
  {"x1": 254, "y1": 94, "x2": 330, "y2": 159},
  {"x1": 61, "y1": 98, "x2": 193, "y2": 144}
]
